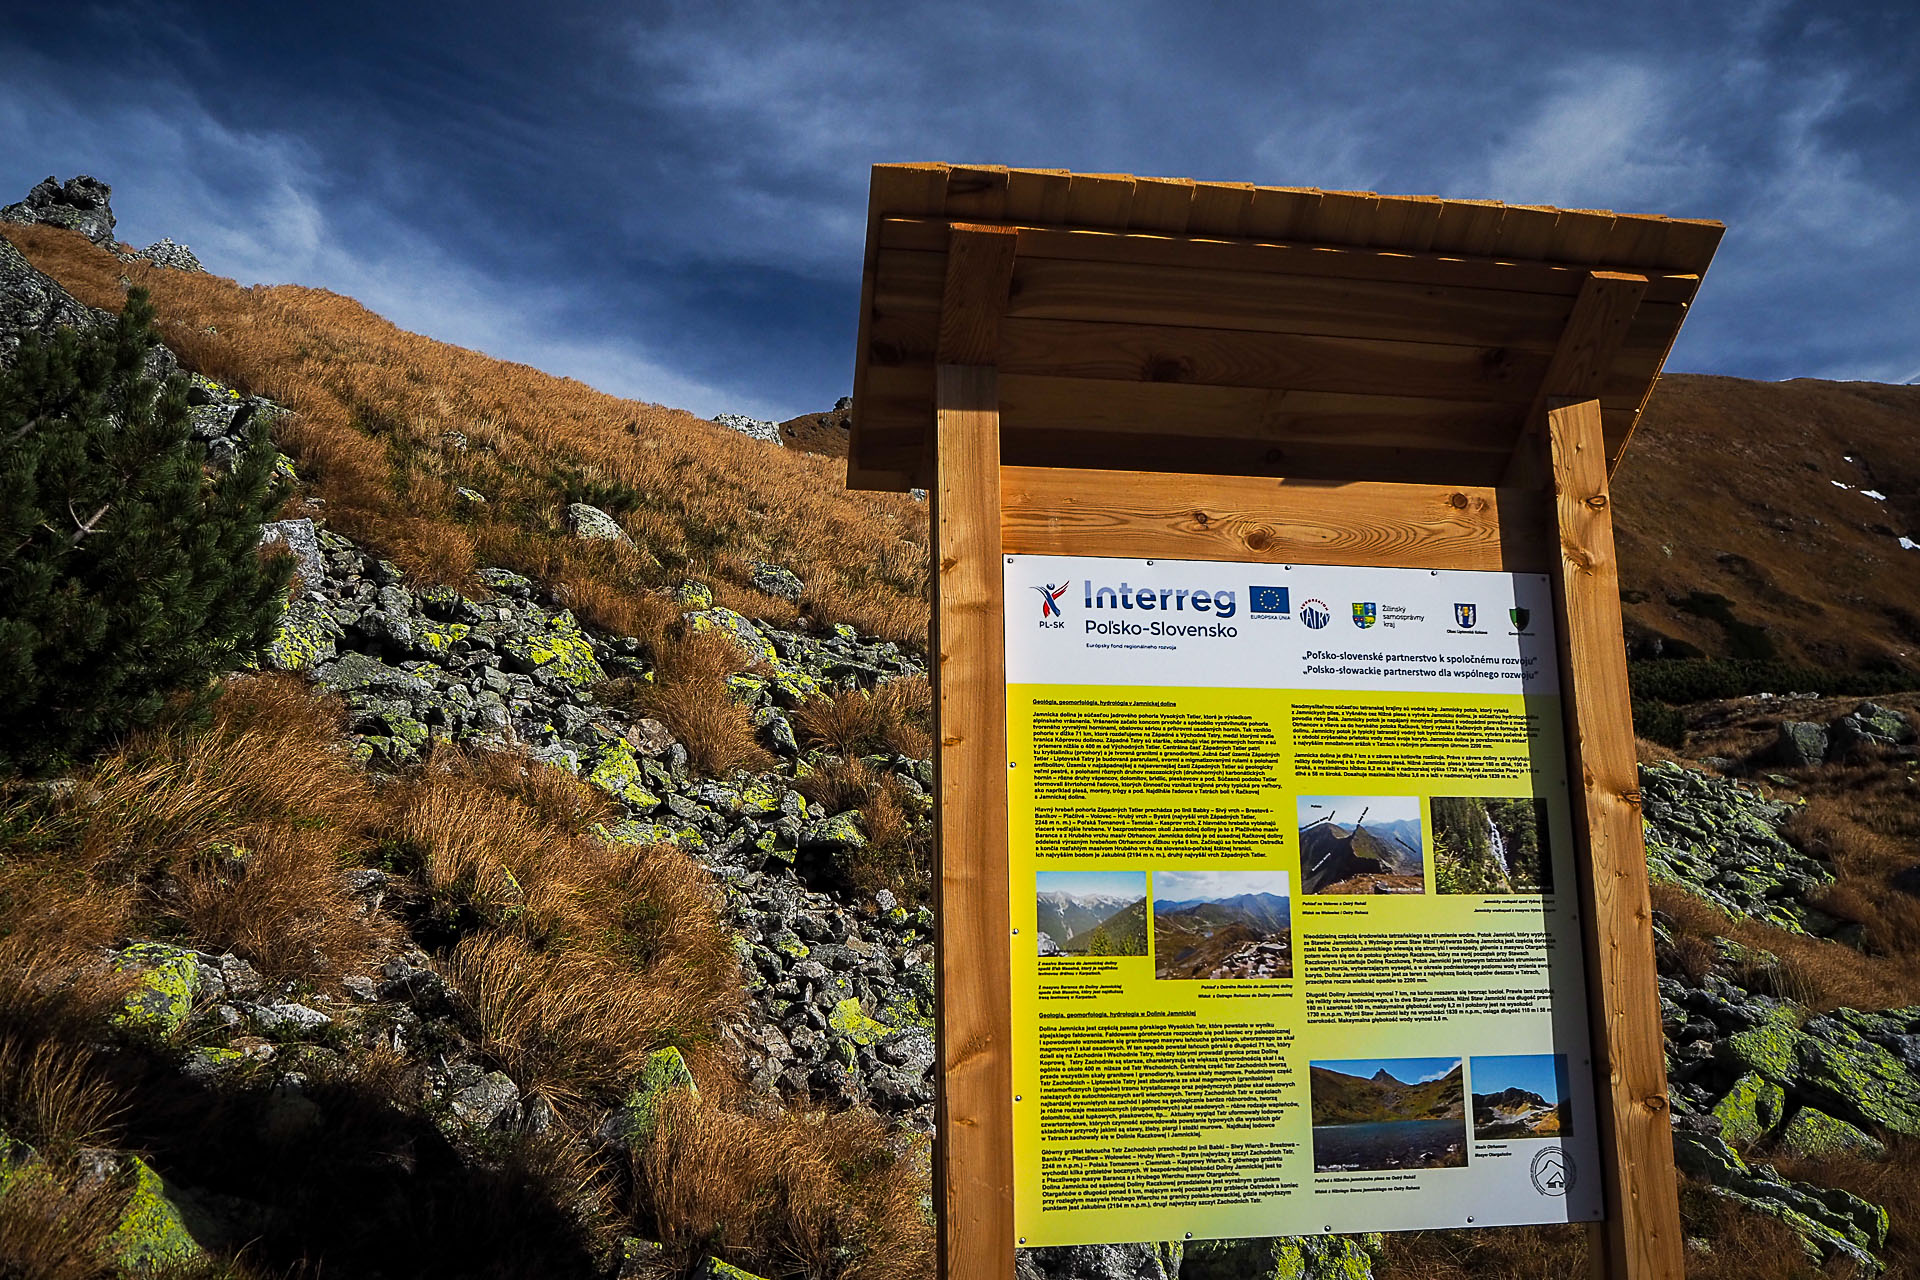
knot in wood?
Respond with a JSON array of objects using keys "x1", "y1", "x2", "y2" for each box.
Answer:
[
  {"x1": 1585, "y1": 494, "x2": 1609, "y2": 510},
  {"x1": 1244, "y1": 527, "x2": 1274, "y2": 552},
  {"x1": 1642, "y1": 1092, "x2": 1669, "y2": 1115},
  {"x1": 1193, "y1": 511, "x2": 1210, "y2": 527},
  {"x1": 1449, "y1": 492, "x2": 1469, "y2": 510}
]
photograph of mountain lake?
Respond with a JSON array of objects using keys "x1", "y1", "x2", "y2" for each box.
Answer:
[
  {"x1": 1298, "y1": 795, "x2": 1425, "y2": 894},
  {"x1": 1310, "y1": 1057, "x2": 1468, "y2": 1172},
  {"x1": 1035, "y1": 870, "x2": 1149, "y2": 957},
  {"x1": 1471, "y1": 1053, "x2": 1572, "y2": 1139},
  {"x1": 1151, "y1": 870, "x2": 1292, "y2": 979},
  {"x1": 1432, "y1": 795, "x2": 1554, "y2": 894}
]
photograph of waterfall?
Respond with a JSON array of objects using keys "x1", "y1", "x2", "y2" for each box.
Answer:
[{"x1": 1430, "y1": 796, "x2": 1554, "y2": 894}]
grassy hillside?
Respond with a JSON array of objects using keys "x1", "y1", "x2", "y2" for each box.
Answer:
[{"x1": 1309, "y1": 1064, "x2": 1465, "y2": 1126}]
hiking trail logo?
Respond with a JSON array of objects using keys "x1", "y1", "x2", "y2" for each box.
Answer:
[
  {"x1": 1033, "y1": 582, "x2": 1070, "y2": 624},
  {"x1": 1454, "y1": 603, "x2": 1477, "y2": 628},
  {"x1": 1300, "y1": 599, "x2": 1331, "y2": 630},
  {"x1": 1352, "y1": 602, "x2": 1376, "y2": 629},
  {"x1": 1530, "y1": 1146, "x2": 1573, "y2": 1196},
  {"x1": 1510, "y1": 607, "x2": 1531, "y2": 632}
]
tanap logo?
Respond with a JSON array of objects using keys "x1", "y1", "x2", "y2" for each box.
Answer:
[
  {"x1": 1300, "y1": 598, "x2": 1331, "y2": 630},
  {"x1": 1033, "y1": 582, "x2": 1070, "y2": 619}
]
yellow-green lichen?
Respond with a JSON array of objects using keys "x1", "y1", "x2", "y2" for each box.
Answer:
[
  {"x1": 108, "y1": 1157, "x2": 204, "y2": 1271},
  {"x1": 586, "y1": 741, "x2": 663, "y2": 811},
  {"x1": 828, "y1": 998, "x2": 891, "y2": 1047},
  {"x1": 110, "y1": 944, "x2": 199, "y2": 1038}
]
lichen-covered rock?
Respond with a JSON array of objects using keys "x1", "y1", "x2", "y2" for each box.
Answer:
[
  {"x1": 1712, "y1": 1072, "x2": 1786, "y2": 1145},
  {"x1": 499, "y1": 609, "x2": 606, "y2": 689},
  {"x1": 110, "y1": 943, "x2": 200, "y2": 1038},
  {"x1": 600, "y1": 1046, "x2": 698, "y2": 1149},
  {"x1": 264, "y1": 597, "x2": 341, "y2": 671},
  {"x1": 828, "y1": 997, "x2": 892, "y2": 1047},
  {"x1": 689, "y1": 606, "x2": 778, "y2": 665},
  {"x1": 1018, "y1": 1242, "x2": 1184, "y2": 1280},
  {"x1": 566, "y1": 502, "x2": 628, "y2": 542},
  {"x1": 1642, "y1": 762, "x2": 1832, "y2": 934},
  {"x1": 2, "y1": 175, "x2": 117, "y2": 248},
  {"x1": 586, "y1": 740, "x2": 664, "y2": 811},
  {"x1": 1775, "y1": 720, "x2": 1829, "y2": 766},
  {"x1": 1777, "y1": 1106, "x2": 1886, "y2": 1159},
  {"x1": 1674, "y1": 1132, "x2": 1887, "y2": 1270},
  {"x1": 107, "y1": 1156, "x2": 206, "y2": 1271},
  {"x1": 1793, "y1": 1011, "x2": 1920, "y2": 1135},
  {"x1": 750, "y1": 562, "x2": 804, "y2": 602},
  {"x1": 1715, "y1": 1005, "x2": 1806, "y2": 1084},
  {"x1": 133, "y1": 237, "x2": 203, "y2": 271},
  {"x1": 448, "y1": 1069, "x2": 521, "y2": 1131}
]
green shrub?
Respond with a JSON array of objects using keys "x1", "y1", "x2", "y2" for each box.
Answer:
[
  {"x1": 1632, "y1": 699, "x2": 1688, "y2": 749},
  {"x1": 1628, "y1": 658, "x2": 1920, "y2": 708},
  {"x1": 0, "y1": 290, "x2": 290, "y2": 773}
]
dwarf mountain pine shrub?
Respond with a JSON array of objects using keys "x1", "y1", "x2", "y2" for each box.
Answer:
[{"x1": 0, "y1": 290, "x2": 289, "y2": 772}]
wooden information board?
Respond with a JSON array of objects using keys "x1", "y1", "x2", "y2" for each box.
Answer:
[{"x1": 846, "y1": 164, "x2": 1722, "y2": 1280}]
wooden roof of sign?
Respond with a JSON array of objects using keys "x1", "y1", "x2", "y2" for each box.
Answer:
[{"x1": 845, "y1": 163, "x2": 1722, "y2": 491}]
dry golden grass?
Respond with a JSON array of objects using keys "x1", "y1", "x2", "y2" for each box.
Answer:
[
  {"x1": 794, "y1": 760, "x2": 930, "y2": 900},
  {"x1": 614, "y1": 627, "x2": 776, "y2": 778},
  {"x1": 2, "y1": 224, "x2": 930, "y2": 649},
  {"x1": 1378, "y1": 1223, "x2": 1587, "y2": 1279},
  {"x1": 0, "y1": 676, "x2": 388, "y2": 981},
  {"x1": 1676, "y1": 1177, "x2": 1859, "y2": 1279},
  {"x1": 1651, "y1": 883, "x2": 1920, "y2": 1013},
  {"x1": 0, "y1": 1167, "x2": 129, "y2": 1280},
  {"x1": 793, "y1": 678, "x2": 931, "y2": 761},
  {"x1": 1770, "y1": 1136, "x2": 1920, "y2": 1278},
  {"x1": 632, "y1": 1092, "x2": 933, "y2": 1280}
]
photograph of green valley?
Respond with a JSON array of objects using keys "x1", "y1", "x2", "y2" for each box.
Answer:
[{"x1": 5, "y1": 3, "x2": 1920, "y2": 1279}]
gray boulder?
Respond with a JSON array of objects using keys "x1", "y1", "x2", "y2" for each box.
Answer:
[
  {"x1": 0, "y1": 234, "x2": 113, "y2": 369},
  {"x1": 259, "y1": 519, "x2": 325, "y2": 593},
  {"x1": 566, "y1": 502, "x2": 628, "y2": 542},
  {"x1": 134, "y1": 238, "x2": 203, "y2": 272},
  {"x1": 1, "y1": 175, "x2": 117, "y2": 248},
  {"x1": 750, "y1": 562, "x2": 805, "y2": 603},
  {"x1": 713, "y1": 413, "x2": 783, "y2": 446},
  {"x1": 1775, "y1": 720, "x2": 1829, "y2": 767}
]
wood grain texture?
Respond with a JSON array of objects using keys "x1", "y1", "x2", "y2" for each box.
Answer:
[
  {"x1": 932, "y1": 363, "x2": 1014, "y2": 1280},
  {"x1": 1546, "y1": 398, "x2": 1683, "y2": 1280},
  {"x1": 1001, "y1": 465, "x2": 1552, "y2": 571},
  {"x1": 1504, "y1": 272, "x2": 1651, "y2": 487},
  {"x1": 938, "y1": 226, "x2": 1019, "y2": 366},
  {"x1": 876, "y1": 218, "x2": 1704, "y2": 304}
]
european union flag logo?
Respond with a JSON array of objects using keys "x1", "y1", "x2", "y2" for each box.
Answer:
[{"x1": 1249, "y1": 586, "x2": 1290, "y2": 615}]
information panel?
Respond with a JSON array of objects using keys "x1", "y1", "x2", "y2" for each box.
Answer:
[{"x1": 1005, "y1": 553, "x2": 1604, "y2": 1246}]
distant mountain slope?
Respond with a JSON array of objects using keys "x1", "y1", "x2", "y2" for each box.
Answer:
[
  {"x1": 1310, "y1": 1064, "x2": 1466, "y2": 1126},
  {"x1": 1615, "y1": 374, "x2": 1920, "y2": 671},
  {"x1": 1038, "y1": 891, "x2": 1147, "y2": 955}
]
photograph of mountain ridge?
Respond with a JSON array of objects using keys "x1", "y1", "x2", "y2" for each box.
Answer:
[
  {"x1": 1298, "y1": 795, "x2": 1425, "y2": 894},
  {"x1": 1310, "y1": 1057, "x2": 1468, "y2": 1172},
  {"x1": 1471, "y1": 1054, "x2": 1572, "y2": 1139},
  {"x1": 1035, "y1": 870, "x2": 1148, "y2": 956},
  {"x1": 1151, "y1": 870, "x2": 1292, "y2": 979}
]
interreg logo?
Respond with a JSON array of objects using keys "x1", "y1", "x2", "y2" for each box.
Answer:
[
  {"x1": 1033, "y1": 582, "x2": 1070, "y2": 618},
  {"x1": 1300, "y1": 598, "x2": 1331, "y2": 630},
  {"x1": 1454, "y1": 603, "x2": 1478, "y2": 628},
  {"x1": 1080, "y1": 581, "x2": 1237, "y2": 617},
  {"x1": 1352, "y1": 602, "x2": 1376, "y2": 629}
]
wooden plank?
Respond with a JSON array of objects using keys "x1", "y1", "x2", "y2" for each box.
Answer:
[
  {"x1": 1065, "y1": 173, "x2": 1136, "y2": 229},
  {"x1": 1001, "y1": 465, "x2": 1553, "y2": 571},
  {"x1": 939, "y1": 226, "x2": 1019, "y2": 366},
  {"x1": 867, "y1": 364, "x2": 1523, "y2": 450},
  {"x1": 853, "y1": 165, "x2": 955, "y2": 489},
  {"x1": 999, "y1": 427, "x2": 1512, "y2": 486},
  {"x1": 1546, "y1": 209, "x2": 1619, "y2": 264},
  {"x1": 1504, "y1": 272, "x2": 1650, "y2": 485},
  {"x1": 946, "y1": 166, "x2": 1011, "y2": 222},
  {"x1": 1004, "y1": 256, "x2": 1579, "y2": 349},
  {"x1": 988, "y1": 317, "x2": 1553, "y2": 403},
  {"x1": 1187, "y1": 181, "x2": 1254, "y2": 236},
  {"x1": 1431, "y1": 198, "x2": 1506, "y2": 257},
  {"x1": 1498, "y1": 205, "x2": 1561, "y2": 261},
  {"x1": 1309, "y1": 189, "x2": 1378, "y2": 243},
  {"x1": 932, "y1": 363, "x2": 1013, "y2": 1280},
  {"x1": 1245, "y1": 185, "x2": 1321, "y2": 240},
  {"x1": 1005, "y1": 169, "x2": 1072, "y2": 224},
  {"x1": 1545, "y1": 397, "x2": 1684, "y2": 1280},
  {"x1": 1128, "y1": 176, "x2": 1195, "y2": 233},
  {"x1": 876, "y1": 219, "x2": 1704, "y2": 305}
]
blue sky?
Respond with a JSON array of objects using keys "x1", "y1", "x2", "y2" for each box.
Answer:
[
  {"x1": 1154, "y1": 870, "x2": 1289, "y2": 902},
  {"x1": 1315, "y1": 1057, "x2": 1461, "y2": 1086},
  {"x1": 1036, "y1": 870, "x2": 1145, "y2": 900},
  {"x1": 4, "y1": 1, "x2": 1916, "y2": 421},
  {"x1": 1471, "y1": 1053, "x2": 1570, "y2": 1104}
]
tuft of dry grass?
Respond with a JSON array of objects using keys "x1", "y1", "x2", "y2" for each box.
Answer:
[
  {"x1": 0, "y1": 1166, "x2": 130, "y2": 1280},
  {"x1": 612, "y1": 627, "x2": 775, "y2": 778},
  {"x1": 794, "y1": 760, "x2": 929, "y2": 900},
  {"x1": 632, "y1": 1091, "x2": 933, "y2": 1280},
  {"x1": 0, "y1": 675, "x2": 389, "y2": 981},
  {"x1": 1676, "y1": 1176, "x2": 1858, "y2": 1279},
  {"x1": 3, "y1": 223, "x2": 930, "y2": 649},
  {"x1": 1651, "y1": 883, "x2": 1920, "y2": 1013},
  {"x1": 793, "y1": 678, "x2": 931, "y2": 762},
  {"x1": 1374, "y1": 1223, "x2": 1588, "y2": 1279},
  {"x1": 1769, "y1": 1136, "x2": 1920, "y2": 1278}
]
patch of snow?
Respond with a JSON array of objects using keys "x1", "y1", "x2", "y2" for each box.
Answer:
[
  {"x1": 1901, "y1": 537, "x2": 1919, "y2": 551},
  {"x1": 1844, "y1": 454, "x2": 1860, "y2": 463},
  {"x1": 1864, "y1": 489, "x2": 1887, "y2": 500},
  {"x1": 1832, "y1": 480, "x2": 1854, "y2": 489}
]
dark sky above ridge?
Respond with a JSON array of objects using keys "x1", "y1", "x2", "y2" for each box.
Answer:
[{"x1": 3, "y1": 1, "x2": 1917, "y2": 419}]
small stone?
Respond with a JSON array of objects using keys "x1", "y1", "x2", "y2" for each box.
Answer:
[
  {"x1": 449, "y1": 1070, "x2": 521, "y2": 1130},
  {"x1": 251, "y1": 1002, "x2": 332, "y2": 1034},
  {"x1": 749, "y1": 562, "x2": 805, "y2": 602},
  {"x1": 566, "y1": 502, "x2": 628, "y2": 542}
]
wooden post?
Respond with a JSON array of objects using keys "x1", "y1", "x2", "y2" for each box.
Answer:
[
  {"x1": 934, "y1": 225, "x2": 1018, "y2": 1280},
  {"x1": 1546, "y1": 397, "x2": 1683, "y2": 1280}
]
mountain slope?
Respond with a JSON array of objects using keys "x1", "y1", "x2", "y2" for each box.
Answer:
[{"x1": 1310, "y1": 1064, "x2": 1466, "y2": 1125}]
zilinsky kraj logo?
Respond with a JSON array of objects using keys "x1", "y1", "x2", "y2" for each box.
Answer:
[
  {"x1": 1352, "y1": 602, "x2": 1377, "y2": 629},
  {"x1": 1032, "y1": 582, "x2": 1070, "y2": 625},
  {"x1": 1454, "y1": 603, "x2": 1478, "y2": 628},
  {"x1": 1510, "y1": 607, "x2": 1531, "y2": 632},
  {"x1": 1300, "y1": 598, "x2": 1331, "y2": 630}
]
